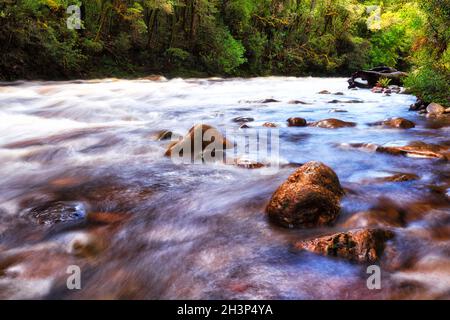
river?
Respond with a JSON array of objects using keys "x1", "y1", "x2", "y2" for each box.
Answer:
[{"x1": 0, "y1": 77, "x2": 448, "y2": 299}]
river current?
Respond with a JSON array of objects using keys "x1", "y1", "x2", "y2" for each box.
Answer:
[{"x1": 0, "y1": 77, "x2": 448, "y2": 299}]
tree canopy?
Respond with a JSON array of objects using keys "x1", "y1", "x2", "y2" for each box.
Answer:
[{"x1": 0, "y1": 0, "x2": 448, "y2": 104}]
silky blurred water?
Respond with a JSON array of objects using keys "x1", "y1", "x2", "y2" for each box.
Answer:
[{"x1": 0, "y1": 77, "x2": 448, "y2": 299}]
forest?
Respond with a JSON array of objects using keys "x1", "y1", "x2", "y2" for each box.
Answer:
[{"x1": 0, "y1": 0, "x2": 449, "y2": 104}]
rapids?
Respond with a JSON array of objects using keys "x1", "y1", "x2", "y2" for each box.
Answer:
[{"x1": 0, "y1": 77, "x2": 448, "y2": 299}]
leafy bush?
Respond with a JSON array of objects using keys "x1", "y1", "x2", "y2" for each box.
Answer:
[
  {"x1": 202, "y1": 28, "x2": 246, "y2": 75},
  {"x1": 376, "y1": 77, "x2": 392, "y2": 88},
  {"x1": 165, "y1": 48, "x2": 191, "y2": 69},
  {"x1": 404, "y1": 66, "x2": 450, "y2": 106}
]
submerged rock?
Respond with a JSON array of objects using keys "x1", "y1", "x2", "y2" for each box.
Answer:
[
  {"x1": 343, "y1": 209, "x2": 404, "y2": 229},
  {"x1": 25, "y1": 201, "x2": 86, "y2": 225},
  {"x1": 342, "y1": 142, "x2": 449, "y2": 160},
  {"x1": 310, "y1": 119, "x2": 357, "y2": 129},
  {"x1": 288, "y1": 100, "x2": 310, "y2": 105},
  {"x1": 266, "y1": 162, "x2": 344, "y2": 228},
  {"x1": 318, "y1": 90, "x2": 331, "y2": 94},
  {"x1": 68, "y1": 231, "x2": 105, "y2": 257},
  {"x1": 329, "y1": 108, "x2": 348, "y2": 113},
  {"x1": 327, "y1": 99, "x2": 363, "y2": 104},
  {"x1": 370, "y1": 118, "x2": 416, "y2": 129},
  {"x1": 427, "y1": 103, "x2": 445, "y2": 116},
  {"x1": 294, "y1": 228, "x2": 394, "y2": 263},
  {"x1": 139, "y1": 75, "x2": 166, "y2": 81},
  {"x1": 232, "y1": 116, "x2": 254, "y2": 123},
  {"x1": 155, "y1": 130, "x2": 174, "y2": 141},
  {"x1": 263, "y1": 122, "x2": 278, "y2": 128},
  {"x1": 287, "y1": 117, "x2": 307, "y2": 127},
  {"x1": 260, "y1": 98, "x2": 280, "y2": 103},
  {"x1": 409, "y1": 99, "x2": 427, "y2": 112},
  {"x1": 165, "y1": 124, "x2": 233, "y2": 159},
  {"x1": 378, "y1": 142, "x2": 449, "y2": 160},
  {"x1": 233, "y1": 158, "x2": 265, "y2": 169},
  {"x1": 87, "y1": 212, "x2": 129, "y2": 225}
]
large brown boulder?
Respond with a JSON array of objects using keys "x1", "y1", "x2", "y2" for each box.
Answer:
[
  {"x1": 165, "y1": 124, "x2": 233, "y2": 160},
  {"x1": 294, "y1": 228, "x2": 394, "y2": 263},
  {"x1": 266, "y1": 162, "x2": 344, "y2": 228},
  {"x1": 378, "y1": 142, "x2": 449, "y2": 160},
  {"x1": 310, "y1": 119, "x2": 357, "y2": 129}
]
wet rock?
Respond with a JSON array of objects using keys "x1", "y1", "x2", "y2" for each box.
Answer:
[
  {"x1": 266, "y1": 162, "x2": 344, "y2": 228},
  {"x1": 310, "y1": 119, "x2": 357, "y2": 129},
  {"x1": 342, "y1": 142, "x2": 449, "y2": 160},
  {"x1": 25, "y1": 202, "x2": 86, "y2": 225},
  {"x1": 22, "y1": 147, "x2": 71, "y2": 164},
  {"x1": 232, "y1": 116, "x2": 254, "y2": 123},
  {"x1": 68, "y1": 232, "x2": 105, "y2": 257},
  {"x1": 329, "y1": 108, "x2": 348, "y2": 113},
  {"x1": 239, "y1": 99, "x2": 279, "y2": 104},
  {"x1": 288, "y1": 100, "x2": 310, "y2": 105},
  {"x1": 260, "y1": 99, "x2": 280, "y2": 103},
  {"x1": 377, "y1": 142, "x2": 449, "y2": 160},
  {"x1": 87, "y1": 212, "x2": 129, "y2": 225},
  {"x1": 139, "y1": 75, "x2": 166, "y2": 81},
  {"x1": 371, "y1": 87, "x2": 384, "y2": 94},
  {"x1": 409, "y1": 99, "x2": 427, "y2": 112},
  {"x1": 370, "y1": 118, "x2": 416, "y2": 129},
  {"x1": 233, "y1": 158, "x2": 265, "y2": 169},
  {"x1": 287, "y1": 117, "x2": 307, "y2": 127},
  {"x1": 318, "y1": 90, "x2": 331, "y2": 94},
  {"x1": 426, "y1": 103, "x2": 445, "y2": 116},
  {"x1": 399, "y1": 87, "x2": 411, "y2": 94},
  {"x1": 294, "y1": 228, "x2": 395, "y2": 263},
  {"x1": 372, "y1": 173, "x2": 420, "y2": 183},
  {"x1": 343, "y1": 209, "x2": 405, "y2": 229},
  {"x1": 334, "y1": 92, "x2": 344, "y2": 95},
  {"x1": 155, "y1": 130, "x2": 174, "y2": 141},
  {"x1": 165, "y1": 124, "x2": 233, "y2": 159},
  {"x1": 263, "y1": 122, "x2": 278, "y2": 128},
  {"x1": 239, "y1": 124, "x2": 251, "y2": 129},
  {"x1": 327, "y1": 99, "x2": 363, "y2": 104}
]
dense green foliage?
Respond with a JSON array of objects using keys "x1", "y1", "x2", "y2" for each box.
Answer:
[
  {"x1": 0, "y1": 0, "x2": 448, "y2": 104},
  {"x1": 403, "y1": 0, "x2": 450, "y2": 106}
]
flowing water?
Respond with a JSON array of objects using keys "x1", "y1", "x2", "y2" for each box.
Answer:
[{"x1": 0, "y1": 77, "x2": 449, "y2": 299}]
